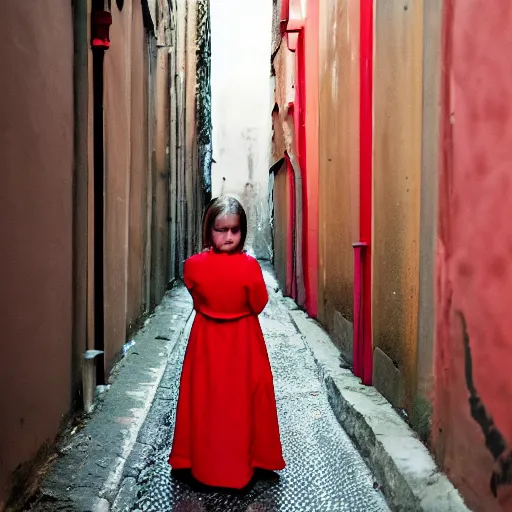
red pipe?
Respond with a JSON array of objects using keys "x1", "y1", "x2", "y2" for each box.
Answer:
[
  {"x1": 356, "y1": 0, "x2": 373, "y2": 385},
  {"x1": 352, "y1": 243, "x2": 367, "y2": 377}
]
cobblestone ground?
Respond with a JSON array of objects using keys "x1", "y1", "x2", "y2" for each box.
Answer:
[{"x1": 131, "y1": 268, "x2": 389, "y2": 512}]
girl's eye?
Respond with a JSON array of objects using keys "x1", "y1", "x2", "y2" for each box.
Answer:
[{"x1": 231, "y1": 228, "x2": 240, "y2": 234}]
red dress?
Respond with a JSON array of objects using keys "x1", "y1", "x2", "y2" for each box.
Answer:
[{"x1": 169, "y1": 250, "x2": 286, "y2": 488}]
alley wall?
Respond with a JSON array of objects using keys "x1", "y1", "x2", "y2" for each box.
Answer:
[
  {"x1": 317, "y1": 0, "x2": 360, "y2": 358},
  {"x1": 103, "y1": 0, "x2": 144, "y2": 368},
  {"x1": 0, "y1": 1, "x2": 75, "y2": 507},
  {"x1": 270, "y1": 0, "x2": 512, "y2": 508},
  {"x1": 415, "y1": 0, "x2": 442, "y2": 442},
  {"x1": 433, "y1": 1, "x2": 512, "y2": 509},
  {"x1": 127, "y1": 3, "x2": 150, "y2": 326},
  {"x1": 372, "y1": 0, "x2": 424, "y2": 411},
  {"x1": 271, "y1": 161, "x2": 292, "y2": 296},
  {"x1": 0, "y1": 0, "x2": 211, "y2": 507},
  {"x1": 271, "y1": 0, "x2": 360, "y2": 359},
  {"x1": 271, "y1": 15, "x2": 297, "y2": 297}
]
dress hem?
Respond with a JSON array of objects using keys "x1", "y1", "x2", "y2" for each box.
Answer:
[{"x1": 168, "y1": 457, "x2": 286, "y2": 489}]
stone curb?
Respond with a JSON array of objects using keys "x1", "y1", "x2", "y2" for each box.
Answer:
[
  {"x1": 31, "y1": 284, "x2": 193, "y2": 512},
  {"x1": 288, "y1": 308, "x2": 471, "y2": 512},
  {"x1": 114, "y1": 311, "x2": 195, "y2": 512}
]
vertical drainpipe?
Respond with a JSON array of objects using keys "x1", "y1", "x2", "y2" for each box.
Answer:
[
  {"x1": 296, "y1": 30, "x2": 309, "y2": 312},
  {"x1": 352, "y1": 241, "x2": 366, "y2": 378},
  {"x1": 90, "y1": 6, "x2": 112, "y2": 385},
  {"x1": 353, "y1": 0, "x2": 373, "y2": 385}
]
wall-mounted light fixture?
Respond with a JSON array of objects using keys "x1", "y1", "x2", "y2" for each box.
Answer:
[{"x1": 91, "y1": 10, "x2": 113, "y2": 50}]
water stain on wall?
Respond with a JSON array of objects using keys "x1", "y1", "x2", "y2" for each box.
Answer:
[{"x1": 459, "y1": 311, "x2": 512, "y2": 498}]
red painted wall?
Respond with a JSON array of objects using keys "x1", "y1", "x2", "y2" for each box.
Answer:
[
  {"x1": 435, "y1": 1, "x2": 512, "y2": 509},
  {"x1": 295, "y1": 33, "x2": 307, "y2": 308},
  {"x1": 278, "y1": 0, "x2": 319, "y2": 316},
  {"x1": 303, "y1": 0, "x2": 319, "y2": 318}
]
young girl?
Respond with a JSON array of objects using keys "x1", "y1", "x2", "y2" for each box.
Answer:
[{"x1": 169, "y1": 196, "x2": 286, "y2": 489}]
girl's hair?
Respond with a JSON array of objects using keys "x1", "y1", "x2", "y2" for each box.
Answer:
[{"x1": 202, "y1": 196, "x2": 247, "y2": 252}]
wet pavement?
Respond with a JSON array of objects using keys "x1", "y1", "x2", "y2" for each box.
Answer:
[{"x1": 131, "y1": 268, "x2": 389, "y2": 512}]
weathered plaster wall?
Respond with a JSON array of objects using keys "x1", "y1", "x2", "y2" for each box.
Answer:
[
  {"x1": 72, "y1": 0, "x2": 92, "y2": 395},
  {"x1": 317, "y1": 0, "x2": 360, "y2": 358},
  {"x1": 0, "y1": 0, "x2": 204, "y2": 505},
  {"x1": 211, "y1": 0, "x2": 273, "y2": 259},
  {"x1": 103, "y1": 0, "x2": 172, "y2": 365},
  {"x1": 168, "y1": 0, "x2": 211, "y2": 275},
  {"x1": 127, "y1": 1, "x2": 150, "y2": 327},
  {"x1": 0, "y1": 2, "x2": 74, "y2": 506},
  {"x1": 372, "y1": 0, "x2": 423, "y2": 410},
  {"x1": 103, "y1": 0, "x2": 171, "y2": 367},
  {"x1": 434, "y1": 1, "x2": 512, "y2": 509},
  {"x1": 185, "y1": 0, "x2": 199, "y2": 257},
  {"x1": 272, "y1": 162, "x2": 290, "y2": 294},
  {"x1": 271, "y1": 38, "x2": 295, "y2": 162},
  {"x1": 103, "y1": 0, "x2": 135, "y2": 368},
  {"x1": 413, "y1": 0, "x2": 442, "y2": 441},
  {"x1": 174, "y1": 0, "x2": 188, "y2": 274},
  {"x1": 269, "y1": 0, "x2": 318, "y2": 318},
  {"x1": 151, "y1": 47, "x2": 170, "y2": 306},
  {"x1": 169, "y1": 1, "x2": 179, "y2": 278},
  {"x1": 271, "y1": 28, "x2": 296, "y2": 287}
]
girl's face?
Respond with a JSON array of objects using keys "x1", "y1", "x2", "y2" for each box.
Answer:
[{"x1": 211, "y1": 213, "x2": 242, "y2": 253}]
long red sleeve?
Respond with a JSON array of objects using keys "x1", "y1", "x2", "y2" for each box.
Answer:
[{"x1": 247, "y1": 258, "x2": 269, "y2": 315}]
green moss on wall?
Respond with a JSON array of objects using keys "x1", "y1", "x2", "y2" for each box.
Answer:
[{"x1": 411, "y1": 394, "x2": 433, "y2": 443}]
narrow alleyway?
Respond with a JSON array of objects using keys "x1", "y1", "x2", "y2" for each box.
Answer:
[
  {"x1": 131, "y1": 264, "x2": 388, "y2": 511},
  {"x1": 7, "y1": 0, "x2": 508, "y2": 509}
]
